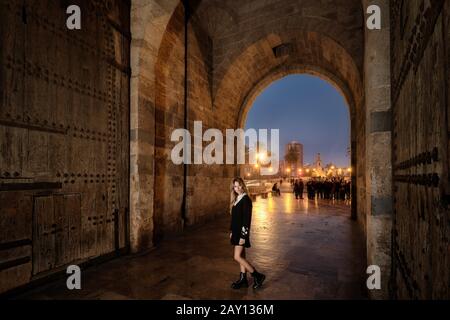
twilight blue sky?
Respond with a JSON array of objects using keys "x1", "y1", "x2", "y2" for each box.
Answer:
[{"x1": 244, "y1": 74, "x2": 350, "y2": 167}]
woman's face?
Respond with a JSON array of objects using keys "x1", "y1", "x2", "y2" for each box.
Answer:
[{"x1": 233, "y1": 181, "x2": 244, "y2": 195}]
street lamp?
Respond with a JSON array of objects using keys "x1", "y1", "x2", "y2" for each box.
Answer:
[{"x1": 256, "y1": 152, "x2": 267, "y2": 163}]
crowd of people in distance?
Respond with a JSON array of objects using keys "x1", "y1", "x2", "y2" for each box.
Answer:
[{"x1": 289, "y1": 177, "x2": 351, "y2": 201}]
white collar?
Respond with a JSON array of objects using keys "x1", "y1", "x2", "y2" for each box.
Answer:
[{"x1": 234, "y1": 193, "x2": 246, "y2": 206}]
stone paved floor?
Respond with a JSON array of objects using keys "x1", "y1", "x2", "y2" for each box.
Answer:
[{"x1": 16, "y1": 191, "x2": 367, "y2": 300}]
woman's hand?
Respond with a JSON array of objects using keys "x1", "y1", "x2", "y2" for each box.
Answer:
[{"x1": 239, "y1": 238, "x2": 245, "y2": 245}]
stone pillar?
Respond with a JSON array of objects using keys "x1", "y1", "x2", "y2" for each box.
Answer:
[
  {"x1": 129, "y1": 0, "x2": 180, "y2": 253},
  {"x1": 363, "y1": 0, "x2": 392, "y2": 299}
]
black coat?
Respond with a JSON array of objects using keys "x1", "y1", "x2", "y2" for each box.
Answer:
[{"x1": 229, "y1": 194, "x2": 252, "y2": 248}]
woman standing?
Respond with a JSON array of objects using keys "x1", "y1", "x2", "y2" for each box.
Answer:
[{"x1": 229, "y1": 177, "x2": 266, "y2": 289}]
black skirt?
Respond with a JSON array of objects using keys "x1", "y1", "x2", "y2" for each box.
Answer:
[{"x1": 230, "y1": 194, "x2": 252, "y2": 248}]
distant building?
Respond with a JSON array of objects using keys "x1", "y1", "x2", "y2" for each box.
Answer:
[
  {"x1": 284, "y1": 141, "x2": 303, "y2": 176},
  {"x1": 285, "y1": 142, "x2": 304, "y2": 167},
  {"x1": 301, "y1": 154, "x2": 351, "y2": 178},
  {"x1": 313, "y1": 153, "x2": 325, "y2": 177},
  {"x1": 314, "y1": 153, "x2": 322, "y2": 168}
]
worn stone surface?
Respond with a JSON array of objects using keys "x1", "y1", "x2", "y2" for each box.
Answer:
[
  {"x1": 363, "y1": 0, "x2": 392, "y2": 299},
  {"x1": 14, "y1": 194, "x2": 367, "y2": 300}
]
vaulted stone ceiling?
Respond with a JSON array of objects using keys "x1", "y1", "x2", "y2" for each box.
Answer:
[{"x1": 191, "y1": 0, "x2": 364, "y2": 125}]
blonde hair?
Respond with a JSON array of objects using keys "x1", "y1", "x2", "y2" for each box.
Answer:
[{"x1": 230, "y1": 177, "x2": 250, "y2": 213}]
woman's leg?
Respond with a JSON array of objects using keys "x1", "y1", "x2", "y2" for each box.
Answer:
[
  {"x1": 234, "y1": 245, "x2": 254, "y2": 273},
  {"x1": 239, "y1": 248, "x2": 246, "y2": 273}
]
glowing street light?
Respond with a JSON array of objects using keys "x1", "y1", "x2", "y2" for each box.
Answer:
[{"x1": 256, "y1": 152, "x2": 267, "y2": 162}]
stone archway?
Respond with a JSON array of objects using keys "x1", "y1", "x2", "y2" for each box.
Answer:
[
  {"x1": 211, "y1": 29, "x2": 365, "y2": 225},
  {"x1": 130, "y1": 0, "x2": 393, "y2": 299},
  {"x1": 235, "y1": 65, "x2": 359, "y2": 220},
  {"x1": 0, "y1": 0, "x2": 447, "y2": 300},
  {"x1": 237, "y1": 65, "x2": 356, "y2": 129},
  {"x1": 130, "y1": 0, "x2": 368, "y2": 248}
]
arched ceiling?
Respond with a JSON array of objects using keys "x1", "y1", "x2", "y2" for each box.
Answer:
[{"x1": 189, "y1": 0, "x2": 364, "y2": 127}]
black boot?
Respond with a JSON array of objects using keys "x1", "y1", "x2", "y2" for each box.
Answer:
[
  {"x1": 251, "y1": 270, "x2": 266, "y2": 289},
  {"x1": 231, "y1": 272, "x2": 249, "y2": 289}
]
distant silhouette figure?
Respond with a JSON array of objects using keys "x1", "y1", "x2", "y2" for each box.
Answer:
[{"x1": 272, "y1": 183, "x2": 281, "y2": 196}]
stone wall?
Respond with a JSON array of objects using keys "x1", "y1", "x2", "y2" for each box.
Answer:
[
  {"x1": 363, "y1": 0, "x2": 393, "y2": 299},
  {"x1": 153, "y1": 4, "x2": 185, "y2": 242},
  {"x1": 184, "y1": 12, "x2": 233, "y2": 228},
  {"x1": 153, "y1": 4, "x2": 233, "y2": 242},
  {"x1": 130, "y1": 0, "x2": 180, "y2": 252}
]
